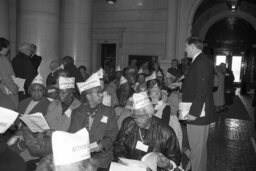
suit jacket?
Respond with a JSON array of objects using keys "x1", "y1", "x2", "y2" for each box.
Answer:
[
  {"x1": 68, "y1": 103, "x2": 118, "y2": 168},
  {"x1": 12, "y1": 52, "x2": 38, "y2": 92},
  {"x1": 30, "y1": 54, "x2": 42, "y2": 71},
  {"x1": 182, "y1": 53, "x2": 216, "y2": 125},
  {"x1": 18, "y1": 97, "x2": 51, "y2": 116}
]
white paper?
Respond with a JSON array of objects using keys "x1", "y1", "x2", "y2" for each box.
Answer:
[
  {"x1": 20, "y1": 113, "x2": 50, "y2": 133},
  {"x1": 135, "y1": 141, "x2": 148, "y2": 152},
  {"x1": 59, "y1": 77, "x2": 75, "y2": 89},
  {"x1": 0, "y1": 107, "x2": 19, "y2": 133},
  {"x1": 12, "y1": 77, "x2": 26, "y2": 92},
  {"x1": 178, "y1": 102, "x2": 205, "y2": 120},
  {"x1": 100, "y1": 116, "x2": 108, "y2": 123},
  {"x1": 141, "y1": 152, "x2": 158, "y2": 171},
  {"x1": 118, "y1": 158, "x2": 147, "y2": 169},
  {"x1": 76, "y1": 73, "x2": 100, "y2": 93},
  {"x1": 110, "y1": 162, "x2": 146, "y2": 171},
  {"x1": 52, "y1": 128, "x2": 90, "y2": 166},
  {"x1": 64, "y1": 108, "x2": 72, "y2": 118}
]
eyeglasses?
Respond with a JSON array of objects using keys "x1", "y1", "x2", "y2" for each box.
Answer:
[{"x1": 131, "y1": 114, "x2": 149, "y2": 120}]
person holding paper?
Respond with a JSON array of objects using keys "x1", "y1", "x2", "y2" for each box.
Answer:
[
  {"x1": 182, "y1": 37, "x2": 215, "y2": 171},
  {"x1": 114, "y1": 92, "x2": 181, "y2": 170},
  {"x1": 17, "y1": 74, "x2": 51, "y2": 117},
  {"x1": 69, "y1": 72, "x2": 119, "y2": 170},
  {"x1": 0, "y1": 37, "x2": 19, "y2": 109}
]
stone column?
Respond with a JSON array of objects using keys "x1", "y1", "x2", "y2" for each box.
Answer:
[
  {"x1": 17, "y1": 0, "x2": 60, "y2": 81},
  {"x1": 61, "y1": 0, "x2": 92, "y2": 72},
  {"x1": 0, "y1": 0, "x2": 9, "y2": 39},
  {"x1": 165, "y1": 0, "x2": 178, "y2": 61}
]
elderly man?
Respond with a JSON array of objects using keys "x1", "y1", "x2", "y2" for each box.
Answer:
[
  {"x1": 69, "y1": 72, "x2": 118, "y2": 170},
  {"x1": 114, "y1": 92, "x2": 182, "y2": 170},
  {"x1": 12, "y1": 43, "x2": 38, "y2": 100}
]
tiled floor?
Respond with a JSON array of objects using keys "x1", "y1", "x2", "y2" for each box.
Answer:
[{"x1": 206, "y1": 92, "x2": 256, "y2": 171}]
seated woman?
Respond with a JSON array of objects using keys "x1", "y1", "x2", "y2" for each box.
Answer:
[
  {"x1": 11, "y1": 74, "x2": 51, "y2": 170},
  {"x1": 114, "y1": 92, "x2": 182, "y2": 170},
  {"x1": 22, "y1": 76, "x2": 81, "y2": 156},
  {"x1": 134, "y1": 68, "x2": 147, "y2": 93},
  {"x1": 17, "y1": 74, "x2": 51, "y2": 117},
  {"x1": 149, "y1": 84, "x2": 183, "y2": 150}
]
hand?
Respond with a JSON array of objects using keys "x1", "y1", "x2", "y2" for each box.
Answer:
[
  {"x1": 44, "y1": 129, "x2": 55, "y2": 136},
  {"x1": 157, "y1": 153, "x2": 173, "y2": 169},
  {"x1": 91, "y1": 142, "x2": 104, "y2": 153},
  {"x1": 186, "y1": 114, "x2": 197, "y2": 121}
]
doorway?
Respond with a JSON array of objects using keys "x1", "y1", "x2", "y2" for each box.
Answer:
[
  {"x1": 215, "y1": 54, "x2": 243, "y2": 83},
  {"x1": 101, "y1": 43, "x2": 117, "y2": 81}
]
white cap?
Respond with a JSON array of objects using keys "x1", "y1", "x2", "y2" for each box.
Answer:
[
  {"x1": 166, "y1": 72, "x2": 176, "y2": 79},
  {"x1": 120, "y1": 76, "x2": 128, "y2": 85},
  {"x1": 52, "y1": 128, "x2": 90, "y2": 166},
  {"x1": 97, "y1": 68, "x2": 104, "y2": 79},
  {"x1": 132, "y1": 92, "x2": 151, "y2": 110},
  {"x1": 156, "y1": 71, "x2": 163, "y2": 77},
  {"x1": 137, "y1": 68, "x2": 144, "y2": 75},
  {"x1": 116, "y1": 65, "x2": 122, "y2": 72},
  {"x1": 31, "y1": 74, "x2": 44, "y2": 86},
  {"x1": 58, "y1": 77, "x2": 75, "y2": 89},
  {"x1": 145, "y1": 72, "x2": 156, "y2": 82},
  {"x1": 76, "y1": 73, "x2": 101, "y2": 94}
]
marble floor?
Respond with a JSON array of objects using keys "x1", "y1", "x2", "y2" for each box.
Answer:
[{"x1": 206, "y1": 92, "x2": 256, "y2": 171}]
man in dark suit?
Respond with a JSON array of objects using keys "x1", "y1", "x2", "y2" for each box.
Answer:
[
  {"x1": 12, "y1": 43, "x2": 38, "y2": 100},
  {"x1": 182, "y1": 37, "x2": 215, "y2": 171}
]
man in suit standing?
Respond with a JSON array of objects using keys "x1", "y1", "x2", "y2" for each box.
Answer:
[
  {"x1": 12, "y1": 43, "x2": 38, "y2": 100},
  {"x1": 182, "y1": 37, "x2": 215, "y2": 171}
]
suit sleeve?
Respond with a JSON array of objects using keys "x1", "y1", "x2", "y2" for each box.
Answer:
[
  {"x1": 189, "y1": 60, "x2": 211, "y2": 117},
  {"x1": 99, "y1": 108, "x2": 119, "y2": 152}
]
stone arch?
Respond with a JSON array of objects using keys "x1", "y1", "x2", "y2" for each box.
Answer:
[{"x1": 198, "y1": 11, "x2": 256, "y2": 40}]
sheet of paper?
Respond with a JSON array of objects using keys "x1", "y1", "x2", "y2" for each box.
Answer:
[
  {"x1": 12, "y1": 77, "x2": 26, "y2": 92},
  {"x1": 178, "y1": 102, "x2": 205, "y2": 120},
  {"x1": 0, "y1": 107, "x2": 19, "y2": 133},
  {"x1": 110, "y1": 162, "x2": 146, "y2": 171},
  {"x1": 20, "y1": 112, "x2": 50, "y2": 133},
  {"x1": 118, "y1": 158, "x2": 147, "y2": 169},
  {"x1": 141, "y1": 152, "x2": 158, "y2": 171}
]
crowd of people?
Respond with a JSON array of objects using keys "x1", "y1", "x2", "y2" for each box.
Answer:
[{"x1": 0, "y1": 36, "x2": 218, "y2": 171}]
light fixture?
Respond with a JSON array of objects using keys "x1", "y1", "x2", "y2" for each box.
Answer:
[
  {"x1": 106, "y1": 0, "x2": 116, "y2": 4},
  {"x1": 226, "y1": 0, "x2": 241, "y2": 11}
]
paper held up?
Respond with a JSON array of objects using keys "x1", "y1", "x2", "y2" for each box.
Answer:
[
  {"x1": 109, "y1": 162, "x2": 146, "y2": 171},
  {"x1": 20, "y1": 112, "x2": 50, "y2": 133},
  {"x1": 12, "y1": 77, "x2": 26, "y2": 92},
  {"x1": 178, "y1": 102, "x2": 205, "y2": 120},
  {"x1": 52, "y1": 128, "x2": 90, "y2": 166},
  {"x1": 0, "y1": 107, "x2": 19, "y2": 133}
]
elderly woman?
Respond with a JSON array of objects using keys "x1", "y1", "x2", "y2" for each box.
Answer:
[
  {"x1": 149, "y1": 85, "x2": 183, "y2": 150},
  {"x1": 17, "y1": 74, "x2": 51, "y2": 116},
  {"x1": 69, "y1": 73, "x2": 118, "y2": 170},
  {"x1": 114, "y1": 92, "x2": 182, "y2": 170},
  {"x1": 11, "y1": 75, "x2": 51, "y2": 169}
]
